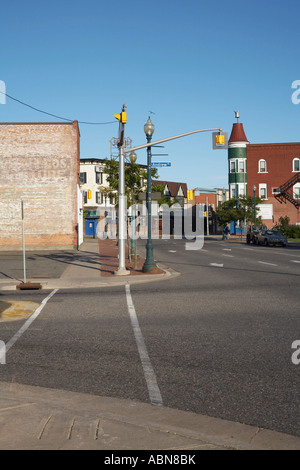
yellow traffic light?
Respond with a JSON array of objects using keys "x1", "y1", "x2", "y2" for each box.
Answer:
[
  {"x1": 114, "y1": 112, "x2": 127, "y2": 123},
  {"x1": 87, "y1": 190, "x2": 92, "y2": 199},
  {"x1": 187, "y1": 190, "x2": 194, "y2": 201},
  {"x1": 216, "y1": 134, "x2": 225, "y2": 146}
]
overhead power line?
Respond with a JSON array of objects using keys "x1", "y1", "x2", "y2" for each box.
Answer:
[{"x1": 0, "y1": 90, "x2": 116, "y2": 125}]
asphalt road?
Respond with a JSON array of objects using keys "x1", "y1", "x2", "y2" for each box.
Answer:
[{"x1": 0, "y1": 238, "x2": 299, "y2": 437}]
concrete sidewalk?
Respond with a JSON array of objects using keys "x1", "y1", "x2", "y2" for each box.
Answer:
[
  {"x1": 0, "y1": 237, "x2": 179, "y2": 291},
  {"x1": 1, "y1": 237, "x2": 300, "y2": 450},
  {"x1": 0, "y1": 381, "x2": 300, "y2": 450}
]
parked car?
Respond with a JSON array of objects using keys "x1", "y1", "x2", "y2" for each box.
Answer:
[
  {"x1": 246, "y1": 225, "x2": 265, "y2": 244},
  {"x1": 256, "y1": 229, "x2": 287, "y2": 247}
]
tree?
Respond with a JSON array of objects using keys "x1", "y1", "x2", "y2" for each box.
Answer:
[
  {"x1": 216, "y1": 195, "x2": 263, "y2": 228},
  {"x1": 102, "y1": 157, "x2": 159, "y2": 206}
]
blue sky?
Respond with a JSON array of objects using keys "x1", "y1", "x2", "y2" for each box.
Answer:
[{"x1": 1, "y1": 0, "x2": 299, "y2": 190}]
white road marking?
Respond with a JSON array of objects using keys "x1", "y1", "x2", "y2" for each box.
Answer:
[
  {"x1": 168, "y1": 250, "x2": 177, "y2": 253},
  {"x1": 258, "y1": 261, "x2": 278, "y2": 266},
  {"x1": 5, "y1": 289, "x2": 58, "y2": 353},
  {"x1": 291, "y1": 260, "x2": 300, "y2": 263},
  {"x1": 209, "y1": 263, "x2": 224, "y2": 267},
  {"x1": 222, "y1": 254, "x2": 234, "y2": 258},
  {"x1": 222, "y1": 248, "x2": 232, "y2": 251},
  {"x1": 125, "y1": 284, "x2": 163, "y2": 406}
]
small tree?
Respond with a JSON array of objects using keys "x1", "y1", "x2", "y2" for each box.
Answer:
[
  {"x1": 102, "y1": 157, "x2": 159, "y2": 207},
  {"x1": 216, "y1": 195, "x2": 262, "y2": 228}
]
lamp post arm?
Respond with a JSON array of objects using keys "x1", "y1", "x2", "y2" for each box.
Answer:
[{"x1": 124, "y1": 128, "x2": 223, "y2": 154}]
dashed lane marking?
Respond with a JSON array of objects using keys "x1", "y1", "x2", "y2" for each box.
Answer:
[
  {"x1": 5, "y1": 289, "x2": 58, "y2": 353},
  {"x1": 125, "y1": 284, "x2": 163, "y2": 407},
  {"x1": 258, "y1": 261, "x2": 278, "y2": 266}
]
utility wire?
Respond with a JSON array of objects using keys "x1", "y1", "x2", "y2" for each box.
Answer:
[{"x1": 0, "y1": 90, "x2": 116, "y2": 125}]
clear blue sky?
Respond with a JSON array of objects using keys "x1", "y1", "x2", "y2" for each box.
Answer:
[{"x1": 1, "y1": 0, "x2": 299, "y2": 190}]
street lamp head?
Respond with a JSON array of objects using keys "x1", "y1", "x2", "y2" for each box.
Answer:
[
  {"x1": 130, "y1": 151, "x2": 137, "y2": 163},
  {"x1": 253, "y1": 185, "x2": 257, "y2": 192},
  {"x1": 144, "y1": 117, "x2": 155, "y2": 138}
]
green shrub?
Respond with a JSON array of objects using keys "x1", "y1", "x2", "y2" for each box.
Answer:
[{"x1": 278, "y1": 225, "x2": 300, "y2": 238}]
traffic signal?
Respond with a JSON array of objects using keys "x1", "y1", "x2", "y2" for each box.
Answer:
[
  {"x1": 187, "y1": 190, "x2": 194, "y2": 201},
  {"x1": 114, "y1": 112, "x2": 127, "y2": 123},
  {"x1": 87, "y1": 190, "x2": 92, "y2": 199},
  {"x1": 212, "y1": 131, "x2": 228, "y2": 149},
  {"x1": 216, "y1": 134, "x2": 225, "y2": 146}
]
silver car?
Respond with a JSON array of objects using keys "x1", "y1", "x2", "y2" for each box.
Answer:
[{"x1": 257, "y1": 229, "x2": 287, "y2": 247}]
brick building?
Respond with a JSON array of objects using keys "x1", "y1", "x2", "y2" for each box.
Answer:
[
  {"x1": 0, "y1": 121, "x2": 82, "y2": 250},
  {"x1": 193, "y1": 187, "x2": 230, "y2": 210},
  {"x1": 228, "y1": 120, "x2": 300, "y2": 228},
  {"x1": 247, "y1": 143, "x2": 300, "y2": 226}
]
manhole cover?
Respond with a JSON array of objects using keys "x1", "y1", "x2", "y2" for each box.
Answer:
[{"x1": 0, "y1": 301, "x2": 39, "y2": 322}]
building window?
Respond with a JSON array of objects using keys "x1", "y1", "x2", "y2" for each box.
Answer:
[
  {"x1": 258, "y1": 159, "x2": 267, "y2": 173},
  {"x1": 294, "y1": 185, "x2": 300, "y2": 199},
  {"x1": 96, "y1": 172, "x2": 103, "y2": 184},
  {"x1": 230, "y1": 161, "x2": 236, "y2": 173},
  {"x1": 96, "y1": 192, "x2": 102, "y2": 204},
  {"x1": 83, "y1": 191, "x2": 87, "y2": 204},
  {"x1": 239, "y1": 160, "x2": 245, "y2": 173},
  {"x1": 239, "y1": 184, "x2": 246, "y2": 196},
  {"x1": 230, "y1": 184, "x2": 236, "y2": 198},
  {"x1": 293, "y1": 158, "x2": 300, "y2": 172},
  {"x1": 259, "y1": 184, "x2": 267, "y2": 200},
  {"x1": 80, "y1": 172, "x2": 87, "y2": 184}
]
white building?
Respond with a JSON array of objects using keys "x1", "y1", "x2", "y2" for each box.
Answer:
[{"x1": 80, "y1": 158, "x2": 116, "y2": 212}]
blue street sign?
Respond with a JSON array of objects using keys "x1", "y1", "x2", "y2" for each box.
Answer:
[{"x1": 151, "y1": 162, "x2": 171, "y2": 167}]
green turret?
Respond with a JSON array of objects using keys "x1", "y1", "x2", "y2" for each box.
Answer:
[{"x1": 228, "y1": 113, "x2": 249, "y2": 198}]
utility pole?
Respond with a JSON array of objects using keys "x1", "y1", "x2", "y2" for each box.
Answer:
[{"x1": 114, "y1": 105, "x2": 130, "y2": 276}]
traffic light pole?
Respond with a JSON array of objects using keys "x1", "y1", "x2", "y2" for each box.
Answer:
[
  {"x1": 115, "y1": 105, "x2": 130, "y2": 276},
  {"x1": 123, "y1": 128, "x2": 224, "y2": 156},
  {"x1": 114, "y1": 117, "x2": 226, "y2": 275}
]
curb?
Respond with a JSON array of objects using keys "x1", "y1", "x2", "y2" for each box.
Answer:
[
  {"x1": 0, "y1": 264, "x2": 180, "y2": 291},
  {"x1": 0, "y1": 381, "x2": 299, "y2": 450}
]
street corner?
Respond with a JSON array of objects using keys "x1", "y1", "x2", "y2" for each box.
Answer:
[{"x1": 0, "y1": 300, "x2": 39, "y2": 322}]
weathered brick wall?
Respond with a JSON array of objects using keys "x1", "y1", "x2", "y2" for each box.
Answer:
[{"x1": 0, "y1": 121, "x2": 80, "y2": 250}]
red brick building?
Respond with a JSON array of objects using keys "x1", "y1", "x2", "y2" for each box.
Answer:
[
  {"x1": 0, "y1": 121, "x2": 82, "y2": 250},
  {"x1": 247, "y1": 143, "x2": 300, "y2": 227},
  {"x1": 228, "y1": 120, "x2": 300, "y2": 228}
]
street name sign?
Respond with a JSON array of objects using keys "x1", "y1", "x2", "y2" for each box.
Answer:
[{"x1": 151, "y1": 162, "x2": 171, "y2": 167}]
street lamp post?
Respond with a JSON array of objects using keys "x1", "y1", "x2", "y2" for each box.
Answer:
[
  {"x1": 142, "y1": 117, "x2": 158, "y2": 273},
  {"x1": 253, "y1": 185, "x2": 257, "y2": 227}
]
